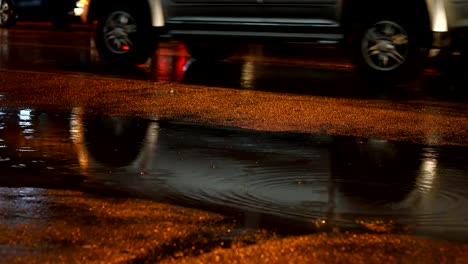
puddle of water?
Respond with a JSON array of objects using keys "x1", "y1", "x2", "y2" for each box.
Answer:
[
  {"x1": 1, "y1": 108, "x2": 468, "y2": 242},
  {"x1": 0, "y1": 109, "x2": 84, "y2": 188}
]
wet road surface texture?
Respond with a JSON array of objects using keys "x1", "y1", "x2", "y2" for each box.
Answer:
[
  {"x1": 0, "y1": 23, "x2": 468, "y2": 262},
  {"x1": 1, "y1": 109, "x2": 468, "y2": 263},
  {"x1": 1, "y1": 110, "x2": 468, "y2": 242},
  {"x1": 0, "y1": 110, "x2": 468, "y2": 242}
]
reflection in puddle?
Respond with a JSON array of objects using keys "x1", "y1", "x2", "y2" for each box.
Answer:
[
  {"x1": 1, "y1": 108, "x2": 468, "y2": 241},
  {"x1": 146, "y1": 43, "x2": 468, "y2": 99},
  {"x1": 2, "y1": 28, "x2": 467, "y2": 98},
  {"x1": 70, "y1": 108, "x2": 158, "y2": 174},
  {"x1": 144, "y1": 43, "x2": 363, "y2": 95}
]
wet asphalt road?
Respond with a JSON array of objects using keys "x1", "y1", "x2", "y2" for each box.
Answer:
[{"x1": 0, "y1": 22, "x2": 468, "y2": 263}]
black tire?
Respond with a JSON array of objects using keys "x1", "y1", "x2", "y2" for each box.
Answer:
[
  {"x1": 94, "y1": 6, "x2": 157, "y2": 66},
  {"x1": 354, "y1": 18, "x2": 426, "y2": 84},
  {"x1": 185, "y1": 41, "x2": 237, "y2": 61},
  {"x1": 0, "y1": 0, "x2": 16, "y2": 28}
]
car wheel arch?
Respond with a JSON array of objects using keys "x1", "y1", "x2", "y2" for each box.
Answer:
[
  {"x1": 340, "y1": 0, "x2": 432, "y2": 46},
  {"x1": 87, "y1": 0, "x2": 162, "y2": 27}
]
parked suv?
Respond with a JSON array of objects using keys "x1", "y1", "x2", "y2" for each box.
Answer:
[{"x1": 79, "y1": 0, "x2": 468, "y2": 81}]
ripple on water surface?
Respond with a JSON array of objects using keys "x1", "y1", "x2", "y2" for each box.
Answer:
[
  {"x1": 146, "y1": 124, "x2": 468, "y2": 241},
  {"x1": 2, "y1": 112, "x2": 468, "y2": 242}
]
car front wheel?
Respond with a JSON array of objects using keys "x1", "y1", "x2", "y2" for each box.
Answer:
[
  {"x1": 354, "y1": 19, "x2": 425, "y2": 84},
  {"x1": 95, "y1": 7, "x2": 156, "y2": 66},
  {"x1": 0, "y1": 0, "x2": 15, "y2": 28}
]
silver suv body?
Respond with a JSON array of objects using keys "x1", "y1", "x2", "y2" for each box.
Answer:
[{"x1": 78, "y1": 0, "x2": 468, "y2": 81}]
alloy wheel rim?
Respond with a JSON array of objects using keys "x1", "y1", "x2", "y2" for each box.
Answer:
[
  {"x1": 0, "y1": 0, "x2": 11, "y2": 25},
  {"x1": 103, "y1": 11, "x2": 137, "y2": 54},
  {"x1": 361, "y1": 21, "x2": 410, "y2": 71}
]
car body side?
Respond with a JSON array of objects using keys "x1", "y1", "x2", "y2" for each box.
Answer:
[
  {"x1": 77, "y1": 0, "x2": 468, "y2": 82},
  {"x1": 79, "y1": 0, "x2": 468, "y2": 46}
]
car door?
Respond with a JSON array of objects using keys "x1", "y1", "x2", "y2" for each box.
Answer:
[
  {"x1": 262, "y1": 0, "x2": 339, "y2": 21},
  {"x1": 164, "y1": 0, "x2": 262, "y2": 25},
  {"x1": 258, "y1": 0, "x2": 341, "y2": 41}
]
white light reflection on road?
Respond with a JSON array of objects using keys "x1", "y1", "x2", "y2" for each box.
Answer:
[
  {"x1": 0, "y1": 187, "x2": 50, "y2": 225},
  {"x1": 18, "y1": 109, "x2": 35, "y2": 140},
  {"x1": 392, "y1": 147, "x2": 439, "y2": 211},
  {"x1": 418, "y1": 148, "x2": 438, "y2": 192},
  {"x1": 240, "y1": 61, "x2": 256, "y2": 89},
  {"x1": 0, "y1": 29, "x2": 7, "y2": 70}
]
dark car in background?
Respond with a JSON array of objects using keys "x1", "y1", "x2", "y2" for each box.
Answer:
[{"x1": 0, "y1": 0, "x2": 82, "y2": 28}]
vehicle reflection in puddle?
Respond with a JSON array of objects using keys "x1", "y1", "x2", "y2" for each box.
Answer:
[
  {"x1": 145, "y1": 43, "x2": 468, "y2": 99},
  {"x1": 1, "y1": 108, "x2": 468, "y2": 242},
  {"x1": 148, "y1": 44, "x2": 363, "y2": 97}
]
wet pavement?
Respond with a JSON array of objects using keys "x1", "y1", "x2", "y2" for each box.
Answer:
[
  {"x1": 1, "y1": 109, "x2": 468, "y2": 241},
  {"x1": 0, "y1": 23, "x2": 468, "y2": 262},
  {"x1": 1, "y1": 109, "x2": 468, "y2": 262},
  {"x1": 2, "y1": 187, "x2": 467, "y2": 264}
]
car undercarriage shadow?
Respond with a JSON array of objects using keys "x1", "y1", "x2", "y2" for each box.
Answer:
[{"x1": 180, "y1": 55, "x2": 468, "y2": 102}]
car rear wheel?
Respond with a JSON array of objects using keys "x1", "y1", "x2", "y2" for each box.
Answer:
[
  {"x1": 0, "y1": 0, "x2": 15, "y2": 28},
  {"x1": 95, "y1": 6, "x2": 156, "y2": 66},
  {"x1": 354, "y1": 18, "x2": 425, "y2": 84}
]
